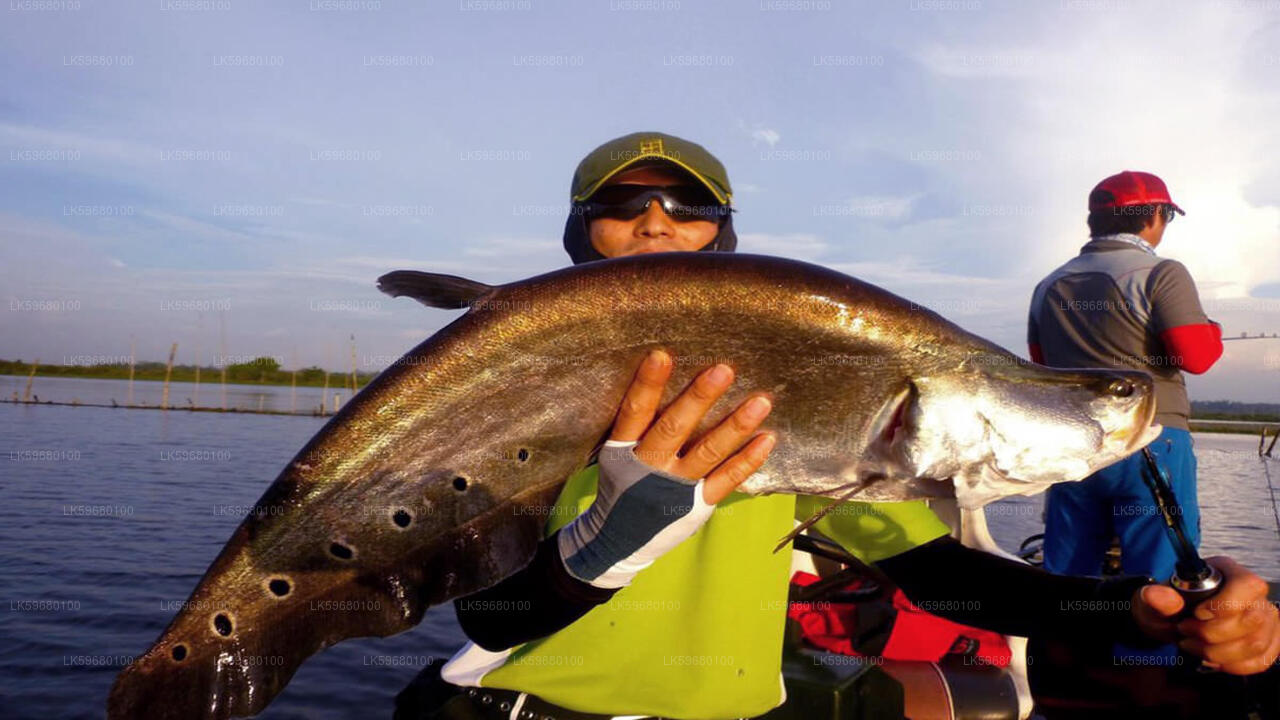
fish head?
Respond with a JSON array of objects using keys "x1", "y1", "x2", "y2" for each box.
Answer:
[{"x1": 867, "y1": 358, "x2": 1160, "y2": 509}]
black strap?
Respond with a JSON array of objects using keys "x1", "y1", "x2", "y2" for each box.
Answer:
[{"x1": 395, "y1": 666, "x2": 644, "y2": 720}]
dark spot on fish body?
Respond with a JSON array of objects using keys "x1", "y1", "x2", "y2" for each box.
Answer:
[
  {"x1": 213, "y1": 613, "x2": 233, "y2": 637},
  {"x1": 393, "y1": 508, "x2": 412, "y2": 528},
  {"x1": 329, "y1": 542, "x2": 354, "y2": 560},
  {"x1": 171, "y1": 644, "x2": 187, "y2": 661},
  {"x1": 268, "y1": 578, "x2": 291, "y2": 597},
  {"x1": 517, "y1": 448, "x2": 529, "y2": 462}
]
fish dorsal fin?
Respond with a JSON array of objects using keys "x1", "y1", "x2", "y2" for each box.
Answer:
[{"x1": 377, "y1": 270, "x2": 496, "y2": 310}]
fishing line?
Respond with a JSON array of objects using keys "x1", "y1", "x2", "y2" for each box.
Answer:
[
  {"x1": 773, "y1": 480, "x2": 870, "y2": 553},
  {"x1": 1262, "y1": 451, "x2": 1280, "y2": 543}
]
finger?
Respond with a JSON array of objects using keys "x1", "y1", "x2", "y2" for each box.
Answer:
[
  {"x1": 1194, "y1": 556, "x2": 1269, "y2": 622},
  {"x1": 1141, "y1": 585, "x2": 1185, "y2": 620},
  {"x1": 1131, "y1": 586, "x2": 1181, "y2": 643},
  {"x1": 1181, "y1": 622, "x2": 1277, "y2": 667},
  {"x1": 1180, "y1": 601, "x2": 1274, "y2": 645},
  {"x1": 610, "y1": 350, "x2": 672, "y2": 443},
  {"x1": 703, "y1": 433, "x2": 776, "y2": 504},
  {"x1": 674, "y1": 395, "x2": 772, "y2": 479},
  {"x1": 1219, "y1": 618, "x2": 1280, "y2": 676},
  {"x1": 635, "y1": 364, "x2": 734, "y2": 462}
]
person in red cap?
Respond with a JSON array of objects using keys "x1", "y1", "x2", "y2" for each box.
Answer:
[{"x1": 1028, "y1": 171, "x2": 1223, "y2": 641}]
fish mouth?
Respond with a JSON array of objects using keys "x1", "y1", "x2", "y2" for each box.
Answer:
[
  {"x1": 1115, "y1": 390, "x2": 1161, "y2": 454},
  {"x1": 1124, "y1": 422, "x2": 1164, "y2": 454}
]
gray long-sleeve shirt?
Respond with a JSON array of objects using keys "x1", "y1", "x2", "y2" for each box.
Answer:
[{"x1": 1028, "y1": 235, "x2": 1212, "y2": 430}]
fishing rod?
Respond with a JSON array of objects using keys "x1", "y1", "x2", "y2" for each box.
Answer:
[
  {"x1": 1138, "y1": 448, "x2": 1223, "y2": 611},
  {"x1": 1222, "y1": 333, "x2": 1280, "y2": 342},
  {"x1": 1139, "y1": 449, "x2": 1276, "y2": 718}
]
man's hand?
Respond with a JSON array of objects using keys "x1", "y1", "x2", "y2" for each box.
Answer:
[
  {"x1": 557, "y1": 349, "x2": 776, "y2": 588},
  {"x1": 611, "y1": 348, "x2": 776, "y2": 502},
  {"x1": 1131, "y1": 556, "x2": 1280, "y2": 674}
]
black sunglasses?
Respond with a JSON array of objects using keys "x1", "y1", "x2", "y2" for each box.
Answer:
[
  {"x1": 578, "y1": 184, "x2": 731, "y2": 224},
  {"x1": 1161, "y1": 205, "x2": 1177, "y2": 224}
]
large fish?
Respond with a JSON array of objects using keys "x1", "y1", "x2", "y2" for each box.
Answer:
[{"x1": 108, "y1": 252, "x2": 1159, "y2": 718}]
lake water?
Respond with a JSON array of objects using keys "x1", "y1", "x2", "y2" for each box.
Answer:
[{"x1": 2, "y1": 382, "x2": 1278, "y2": 719}]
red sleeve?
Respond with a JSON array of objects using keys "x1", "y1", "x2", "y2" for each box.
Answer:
[
  {"x1": 1028, "y1": 343, "x2": 1045, "y2": 364},
  {"x1": 1160, "y1": 321, "x2": 1223, "y2": 374}
]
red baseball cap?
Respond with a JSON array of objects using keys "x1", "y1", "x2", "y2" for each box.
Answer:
[{"x1": 1088, "y1": 170, "x2": 1185, "y2": 215}]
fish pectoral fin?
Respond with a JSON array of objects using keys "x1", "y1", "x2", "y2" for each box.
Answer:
[{"x1": 377, "y1": 270, "x2": 497, "y2": 309}]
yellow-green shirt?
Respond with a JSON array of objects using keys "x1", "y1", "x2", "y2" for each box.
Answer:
[{"x1": 469, "y1": 465, "x2": 950, "y2": 719}]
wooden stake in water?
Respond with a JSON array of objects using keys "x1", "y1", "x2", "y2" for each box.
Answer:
[
  {"x1": 22, "y1": 359, "x2": 38, "y2": 402},
  {"x1": 1267, "y1": 428, "x2": 1279, "y2": 458},
  {"x1": 321, "y1": 371, "x2": 330, "y2": 416},
  {"x1": 128, "y1": 337, "x2": 136, "y2": 407},
  {"x1": 194, "y1": 314, "x2": 202, "y2": 408},
  {"x1": 349, "y1": 334, "x2": 358, "y2": 400},
  {"x1": 161, "y1": 342, "x2": 177, "y2": 410},
  {"x1": 219, "y1": 310, "x2": 228, "y2": 411},
  {"x1": 290, "y1": 347, "x2": 297, "y2": 415}
]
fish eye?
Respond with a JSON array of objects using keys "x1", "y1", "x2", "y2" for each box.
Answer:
[
  {"x1": 171, "y1": 644, "x2": 188, "y2": 661},
  {"x1": 1107, "y1": 379, "x2": 1134, "y2": 398}
]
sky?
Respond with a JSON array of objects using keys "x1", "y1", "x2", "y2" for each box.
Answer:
[{"x1": 2, "y1": 0, "x2": 1278, "y2": 402}]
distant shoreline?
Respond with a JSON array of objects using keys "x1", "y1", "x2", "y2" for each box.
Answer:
[
  {"x1": 0, "y1": 396, "x2": 328, "y2": 417},
  {"x1": 0, "y1": 371, "x2": 358, "y2": 390},
  {"x1": 0, "y1": 364, "x2": 375, "y2": 390},
  {"x1": 3, "y1": 374, "x2": 1278, "y2": 437}
]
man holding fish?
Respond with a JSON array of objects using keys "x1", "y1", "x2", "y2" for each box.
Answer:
[
  {"x1": 429, "y1": 134, "x2": 1280, "y2": 718},
  {"x1": 108, "y1": 133, "x2": 1280, "y2": 720}
]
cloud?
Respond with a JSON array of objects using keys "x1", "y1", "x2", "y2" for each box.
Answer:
[
  {"x1": 463, "y1": 236, "x2": 562, "y2": 258},
  {"x1": 844, "y1": 194, "x2": 917, "y2": 221},
  {"x1": 738, "y1": 233, "x2": 827, "y2": 260},
  {"x1": 0, "y1": 122, "x2": 158, "y2": 166},
  {"x1": 1253, "y1": 283, "x2": 1280, "y2": 299},
  {"x1": 914, "y1": 45, "x2": 1044, "y2": 79},
  {"x1": 752, "y1": 128, "x2": 781, "y2": 147},
  {"x1": 3, "y1": 4, "x2": 1278, "y2": 401},
  {"x1": 738, "y1": 119, "x2": 781, "y2": 147}
]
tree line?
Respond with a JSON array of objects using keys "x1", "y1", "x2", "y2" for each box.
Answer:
[{"x1": 0, "y1": 357, "x2": 377, "y2": 389}]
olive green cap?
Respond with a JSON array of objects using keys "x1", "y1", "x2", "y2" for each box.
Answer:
[{"x1": 570, "y1": 132, "x2": 732, "y2": 205}]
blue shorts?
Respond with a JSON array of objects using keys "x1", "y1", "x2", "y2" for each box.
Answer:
[{"x1": 1043, "y1": 426, "x2": 1200, "y2": 582}]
